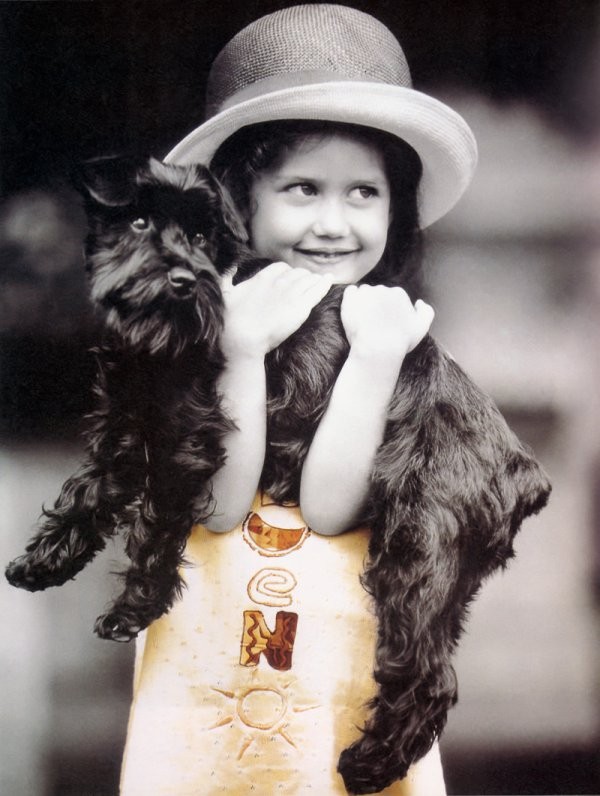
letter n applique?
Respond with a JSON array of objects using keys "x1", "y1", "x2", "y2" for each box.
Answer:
[{"x1": 240, "y1": 610, "x2": 298, "y2": 671}]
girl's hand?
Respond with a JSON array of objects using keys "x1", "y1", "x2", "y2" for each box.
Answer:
[
  {"x1": 341, "y1": 284, "x2": 434, "y2": 361},
  {"x1": 220, "y1": 262, "x2": 333, "y2": 359}
]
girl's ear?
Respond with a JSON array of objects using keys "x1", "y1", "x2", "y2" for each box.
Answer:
[{"x1": 72, "y1": 155, "x2": 148, "y2": 207}]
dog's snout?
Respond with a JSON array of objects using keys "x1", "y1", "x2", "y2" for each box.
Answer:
[{"x1": 168, "y1": 266, "x2": 197, "y2": 294}]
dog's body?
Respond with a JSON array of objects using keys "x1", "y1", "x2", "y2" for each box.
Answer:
[
  {"x1": 6, "y1": 158, "x2": 551, "y2": 794},
  {"x1": 5, "y1": 157, "x2": 247, "y2": 640},
  {"x1": 263, "y1": 292, "x2": 551, "y2": 791}
]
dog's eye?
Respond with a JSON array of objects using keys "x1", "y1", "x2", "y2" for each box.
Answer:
[
  {"x1": 192, "y1": 232, "x2": 207, "y2": 248},
  {"x1": 131, "y1": 217, "x2": 149, "y2": 231}
]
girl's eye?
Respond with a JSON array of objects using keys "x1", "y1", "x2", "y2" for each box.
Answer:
[
  {"x1": 351, "y1": 186, "x2": 378, "y2": 200},
  {"x1": 131, "y1": 217, "x2": 149, "y2": 231},
  {"x1": 192, "y1": 232, "x2": 207, "y2": 247},
  {"x1": 286, "y1": 183, "x2": 317, "y2": 197}
]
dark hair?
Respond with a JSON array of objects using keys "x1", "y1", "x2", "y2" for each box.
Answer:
[{"x1": 210, "y1": 120, "x2": 424, "y2": 296}]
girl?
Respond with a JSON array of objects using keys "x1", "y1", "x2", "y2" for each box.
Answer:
[
  {"x1": 207, "y1": 119, "x2": 434, "y2": 537},
  {"x1": 121, "y1": 5, "x2": 477, "y2": 794}
]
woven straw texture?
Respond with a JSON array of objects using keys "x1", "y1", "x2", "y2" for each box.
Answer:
[
  {"x1": 206, "y1": 4, "x2": 412, "y2": 117},
  {"x1": 167, "y1": 4, "x2": 478, "y2": 227}
]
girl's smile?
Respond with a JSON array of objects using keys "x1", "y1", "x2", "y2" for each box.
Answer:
[{"x1": 248, "y1": 135, "x2": 391, "y2": 284}]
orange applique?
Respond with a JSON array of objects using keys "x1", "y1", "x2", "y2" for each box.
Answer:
[{"x1": 242, "y1": 512, "x2": 310, "y2": 557}]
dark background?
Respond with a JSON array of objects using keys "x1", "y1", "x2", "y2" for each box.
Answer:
[
  {"x1": 1, "y1": 0, "x2": 599, "y2": 437},
  {"x1": 1, "y1": 2, "x2": 599, "y2": 795},
  {"x1": 1, "y1": 0, "x2": 599, "y2": 198}
]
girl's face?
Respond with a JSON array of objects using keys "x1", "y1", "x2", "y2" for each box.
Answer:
[{"x1": 248, "y1": 135, "x2": 391, "y2": 284}]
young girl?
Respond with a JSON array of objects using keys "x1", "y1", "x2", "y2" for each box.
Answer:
[{"x1": 121, "y1": 5, "x2": 477, "y2": 794}]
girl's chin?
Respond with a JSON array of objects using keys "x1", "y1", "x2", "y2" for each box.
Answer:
[
  {"x1": 292, "y1": 262, "x2": 345, "y2": 281},
  {"x1": 285, "y1": 250, "x2": 366, "y2": 281}
]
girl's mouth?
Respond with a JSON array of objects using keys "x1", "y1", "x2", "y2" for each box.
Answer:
[{"x1": 295, "y1": 248, "x2": 358, "y2": 264}]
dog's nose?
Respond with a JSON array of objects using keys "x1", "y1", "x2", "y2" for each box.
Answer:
[{"x1": 168, "y1": 266, "x2": 197, "y2": 294}]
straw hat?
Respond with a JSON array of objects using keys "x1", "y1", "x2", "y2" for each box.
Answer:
[{"x1": 166, "y1": 4, "x2": 477, "y2": 228}]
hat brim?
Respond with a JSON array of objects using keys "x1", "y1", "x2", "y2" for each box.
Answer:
[{"x1": 165, "y1": 82, "x2": 477, "y2": 229}]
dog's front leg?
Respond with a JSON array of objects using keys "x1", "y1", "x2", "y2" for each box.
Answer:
[
  {"x1": 5, "y1": 356, "x2": 141, "y2": 592},
  {"x1": 5, "y1": 460, "x2": 129, "y2": 591},
  {"x1": 94, "y1": 499, "x2": 192, "y2": 642}
]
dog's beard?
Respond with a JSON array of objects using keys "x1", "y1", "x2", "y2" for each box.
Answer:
[
  {"x1": 99, "y1": 269, "x2": 225, "y2": 357},
  {"x1": 86, "y1": 226, "x2": 228, "y2": 358}
]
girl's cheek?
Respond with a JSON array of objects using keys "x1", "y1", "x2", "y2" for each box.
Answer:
[
  {"x1": 265, "y1": 204, "x2": 307, "y2": 241},
  {"x1": 277, "y1": 202, "x2": 309, "y2": 229},
  {"x1": 249, "y1": 211, "x2": 294, "y2": 259}
]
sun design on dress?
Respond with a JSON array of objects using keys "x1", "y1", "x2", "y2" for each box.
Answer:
[{"x1": 208, "y1": 681, "x2": 320, "y2": 760}]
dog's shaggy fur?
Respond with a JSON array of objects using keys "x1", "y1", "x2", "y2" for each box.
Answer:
[
  {"x1": 6, "y1": 158, "x2": 551, "y2": 794},
  {"x1": 5, "y1": 157, "x2": 247, "y2": 641},
  {"x1": 262, "y1": 289, "x2": 551, "y2": 792}
]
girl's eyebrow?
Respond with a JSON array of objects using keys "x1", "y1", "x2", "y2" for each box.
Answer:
[
  {"x1": 270, "y1": 172, "x2": 320, "y2": 182},
  {"x1": 271, "y1": 172, "x2": 388, "y2": 185},
  {"x1": 351, "y1": 177, "x2": 388, "y2": 185}
]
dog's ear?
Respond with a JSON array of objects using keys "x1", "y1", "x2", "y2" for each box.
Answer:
[
  {"x1": 72, "y1": 155, "x2": 148, "y2": 207},
  {"x1": 195, "y1": 165, "x2": 249, "y2": 243},
  {"x1": 494, "y1": 448, "x2": 551, "y2": 538}
]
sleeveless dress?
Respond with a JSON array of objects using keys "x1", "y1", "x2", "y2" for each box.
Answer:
[{"x1": 120, "y1": 494, "x2": 445, "y2": 795}]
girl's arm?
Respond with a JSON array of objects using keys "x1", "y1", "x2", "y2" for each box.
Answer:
[
  {"x1": 204, "y1": 263, "x2": 332, "y2": 532},
  {"x1": 300, "y1": 284, "x2": 434, "y2": 535}
]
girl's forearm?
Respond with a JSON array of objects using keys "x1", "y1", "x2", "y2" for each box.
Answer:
[
  {"x1": 300, "y1": 346, "x2": 404, "y2": 535},
  {"x1": 202, "y1": 264, "x2": 333, "y2": 532},
  {"x1": 203, "y1": 353, "x2": 267, "y2": 531}
]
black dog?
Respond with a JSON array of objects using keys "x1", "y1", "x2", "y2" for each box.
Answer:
[
  {"x1": 6, "y1": 157, "x2": 551, "y2": 793},
  {"x1": 262, "y1": 290, "x2": 551, "y2": 792},
  {"x1": 5, "y1": 157, "x2": 248, "y2": 641}
]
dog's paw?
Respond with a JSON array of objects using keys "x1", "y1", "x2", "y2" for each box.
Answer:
[
  {"x1": 337, "y1": 747, "x2": 381, "y2": 794},
  {"x1": 5, "y1": 557, "x2": 66, "y2": 591},
  {"x1": 338, "y1": 742, "x2": 407, "y2": 795},
  {"x1": 94, "y1": 611, "x2": 143, "y2": 643}
]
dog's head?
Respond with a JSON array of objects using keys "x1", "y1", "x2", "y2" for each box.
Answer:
[{"x1": 74, "y1": 156, "x2": 248, "y2": 356}]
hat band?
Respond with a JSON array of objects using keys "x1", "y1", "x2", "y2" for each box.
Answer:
[{"x1": 215, "y1": 70, "x2": 394, "y2": 116}]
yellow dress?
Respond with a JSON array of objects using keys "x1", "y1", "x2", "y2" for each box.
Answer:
[{"x1": 120, "y1": 494, "x2": 445, "y2": 795}]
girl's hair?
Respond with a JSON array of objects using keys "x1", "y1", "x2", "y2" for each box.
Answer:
[{"x1": 210, "y1": 120, "x2": 424, "y2": 296}]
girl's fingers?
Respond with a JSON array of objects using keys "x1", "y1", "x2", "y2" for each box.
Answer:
[
  {"x1": 221, "y1": 261, "x2": 334, "y2": 354},
  {"x1": 254, "y1": 260, "x2": 291, "y2": 283},
  {"x1": 246, "y1": 262, "x2": 326, "y2": 296},
  {"x1": 220, "y1": 269, "x2": 236, "y2": 294},
  {"x1": 302, "y1": 273, "x2": 334, "y2": 298},
  {"x1": 414, "y1": 299, "x2": 435, "y2": 337},
  {"x1": 340, "y1": 286, "x2": 435, "y2": 354},
  {"x1": 288, "y1": 276, "x2": 332, "y2": 317},
  {"x1": 340, "y1": 283, "x2": 358, "y2": 312},
  {"x1": 266, "y1": 264, "x2": 332, "y2": 305},
  {"x1": 407, "y1": 299, "x2": 434, "y2": 352},
  {"x1": 274, "y1": 265, "x2": 327, "y2": 288},
  {"x1": 414, "y1": 299, "x2": 435, "y2": 327}
]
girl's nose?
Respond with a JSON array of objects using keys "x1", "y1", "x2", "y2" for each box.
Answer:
[{"x1": 313, "y1": 198, "x2": 350, "y2": 238}]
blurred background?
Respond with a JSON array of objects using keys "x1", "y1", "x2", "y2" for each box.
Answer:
[{"x1": 0, "y1": 1, "x2": 598, "y2": 794}]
